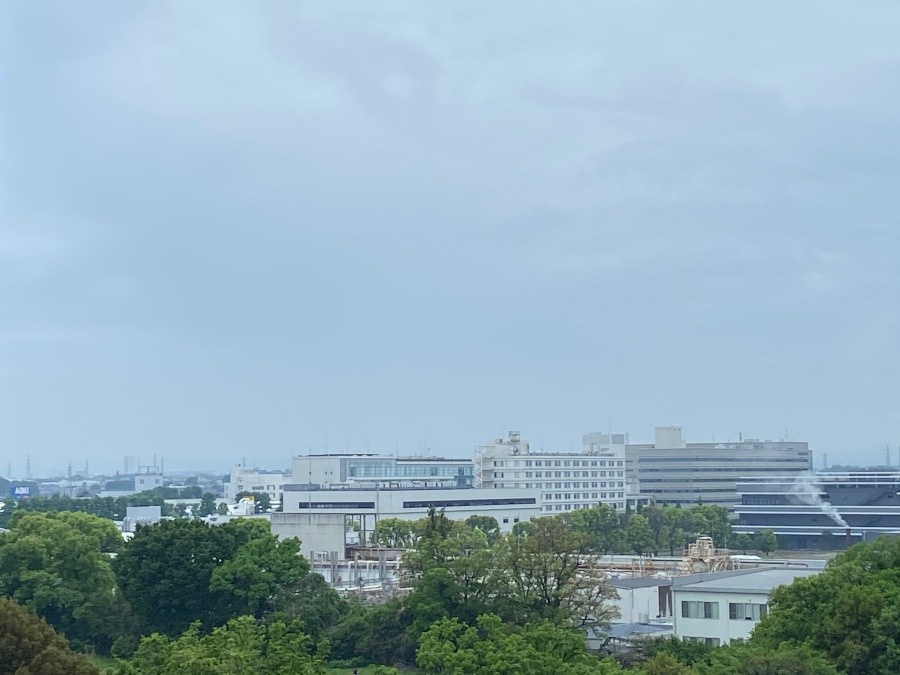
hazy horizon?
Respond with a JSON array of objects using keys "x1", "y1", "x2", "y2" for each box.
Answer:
[{"x1": 3, "y1": 2, "x2": 900, "y2": 476}]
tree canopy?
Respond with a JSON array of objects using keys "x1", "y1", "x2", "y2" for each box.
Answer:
[
  {"x1": 0, "y1": 596, "x2": 100, "y2": 675},
  {"x1": 0, "y1": 512, "x2": 128, "y2": 652},
  {"x1": 113, "y1": 518, "x2": 307, "y2": 636}
]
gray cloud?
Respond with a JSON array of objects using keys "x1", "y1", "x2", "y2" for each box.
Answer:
[{"x1": 2, "y1": 1, "x2": 899, "y2": 474}]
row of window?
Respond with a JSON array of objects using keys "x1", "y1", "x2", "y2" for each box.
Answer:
[
  {"x1": 347, "y1": 461, "x2": 472, "y2": 477},
  {"x1": 492, "y1": 482, "x2": 624, "y2": 493},
  {"x1": 543, "y1": 503, "x2": 624, "y2": 512},
  {"x1": 545, "y1": 492, "x2": 624, "y2": 500},
  {"x1": 492, "y1": 460, "x2": 624, "y2": 468},
  {"x1": 494, "y1": 470, "x2": 624, "y2": 479},
  {"x1": 681, "y1": 601, "x2": 767, "y2": 621},
  {"x1": 641, "y1": 457, "x2": 810, "y2": 464}
]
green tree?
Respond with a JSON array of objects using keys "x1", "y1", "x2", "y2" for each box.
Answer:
[
  {"x1": 216, "y1": 502, "x2": 229, "y2": 515},
  {"x1": 754, "y1": 529, "x2": 778, "y2": 556},
  {"x1": 416, "y1": 614, "x2": 626, "y2": 675},
  {"x1": 626, "y1": 514, "x2": 655, "y2": 555},
  {"x1": 0, "y1": 596, "x2": 99, "y2": 675},
  {"x1": 733, "y1": 533, "x2": 754, "y2": 554},
  {"x1": 199, "y1": 493, "x2": 217, "y2": 517},
  {"x1": 373, "y1": 518, "x2": 421, "y2": 549},
  {"x1": 0, "y1": 512, "x2": 128, "y2": 653},
  {"x1": 465, "y1": 515, "x2": 501, "y2": 545},
  {"x1": 113, "y1": 518, "x2": 278, "y2": 635},
  {"x1": 751, "y1": 536, "x2": 900, "y2": 674},
  {"x1": 497, "y1": 517, "x2": 618, "y2": 630},
  {"x1": 271, "y1": 571, "x2": 348, "y2": 639},
  {"x1": 209, "y1": 535, "x2": 310, "y2": 619},
  {"x1": 118, "y1": 616, "x2": 327, "y2": 675},
  {"x1": 565, "y1": 504, "x2": 624, "y2": 554}
]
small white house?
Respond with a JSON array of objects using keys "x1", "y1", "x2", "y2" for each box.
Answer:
[{"x1": 672, "y1": 568, "x2": 820, "y2": 645}]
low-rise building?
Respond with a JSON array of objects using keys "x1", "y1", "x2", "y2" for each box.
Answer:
[
  {"x1": 275, "y1": 484, "x2": 541, "y2": 560},
  {"x1": 734, "y1": 472, "x2": 900, "y2": 549},
  {"x1": 672, "y1": 567, "x2": 819, "y2": 645}
]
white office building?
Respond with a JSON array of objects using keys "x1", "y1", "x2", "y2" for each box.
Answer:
[
  {"x1": 475, "y1": 432, "x2": 628, "y2": 513},
  {"x1": 290, "y1": 454, "x2": 475, "y2": 489},
  {"x1": 672, "y1": 567, "x2": 819, "y2": 645}
]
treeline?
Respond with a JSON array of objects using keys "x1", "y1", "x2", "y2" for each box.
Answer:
[
  {"x1": 0, "y1": 488, "x2": 222, "y2": 526},
  {"x1": 1, "y1": 502, "x2": 893, "y2": 673},
  {"x1": 377, "y1": 502, "x2": 737, "y2": 556}
]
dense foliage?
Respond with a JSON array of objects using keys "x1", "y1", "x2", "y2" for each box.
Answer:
[
  {"x1": 113, "y1": 518, "x2": 313, "y2": 636},
  {"x1": 752, "y1": 536, "x2": 900, "y2": 674},
  {"x1": 0, "y1": 596, "x2": 100, "y2": 675},
  {"x1": 5, "y1": 500, "x2": 895, "y2": 674}
]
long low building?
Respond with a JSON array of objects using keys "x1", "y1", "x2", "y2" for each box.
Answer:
[
  {"x1": 273, "y1": 484, "x2": 541, "y2": 560},
  {"x1": 734, "y1": 472, "x2": 900, "y2": 549}
]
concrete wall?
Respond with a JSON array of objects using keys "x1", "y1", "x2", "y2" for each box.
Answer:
[
  {"x1": 270, "y1": 512, "x2": 346, "y2": 561},
  {"x1": 612, "y1": 584, "x2": 673, "y2": 623}
]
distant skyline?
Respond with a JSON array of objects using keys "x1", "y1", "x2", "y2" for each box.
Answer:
[{"x1": 3, "y1": 2, "x2": 900, "y2": 476}]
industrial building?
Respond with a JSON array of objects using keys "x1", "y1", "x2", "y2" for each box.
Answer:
[
  {"x1": 626, "y1": 426, "x2": 812, "y2": 506},
  {"x1": 272, "y1": 484, "x2": 541, "y2": 560},
  {"x1": 734, "y1": 472, "x2": 900, "y2": 549}
]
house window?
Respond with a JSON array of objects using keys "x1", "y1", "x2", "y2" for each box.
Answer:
[
  {"x1": 681, "y1": 601, "x2": 719, "y2": 619},
  {"x1": 729, "y1": 603, "x2": 767, "y2": 621}
]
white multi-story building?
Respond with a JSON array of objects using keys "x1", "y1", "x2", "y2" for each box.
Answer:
[
  {"x1": 672, "y1": 567, "x2": 819, "y2": 645},
  {"x1": 290, "y1": 453, "x2": 475, "y2": 489},
  {"x1": 224, "y1": 466, "x2": 290, "y2": 506},
  {"x1": 475, "y1": 432, "x2": 628, "y2": 513}
]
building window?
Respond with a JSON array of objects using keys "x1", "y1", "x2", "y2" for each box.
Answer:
[
  {"x1": 684, "y1": 637, "x2": 721, "y2": 646},
  {"x1": 729, "y1": 603, "x2": 767, "y2": 621},
  {"x1": 681, "y1": 601, "x2": 719, "y2": 619}
]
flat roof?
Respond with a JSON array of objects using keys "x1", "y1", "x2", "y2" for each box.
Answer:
[
  {"x1": 610, "y1": 576, "x2": 673, "y2": 589},
  {"x1": 673, "y1": 568, "x2": 819, "y2": 595}
]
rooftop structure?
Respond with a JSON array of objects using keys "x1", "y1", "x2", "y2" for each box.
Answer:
[{"x1": 291, "y1": 453, "x2": 474, "y2": 490}]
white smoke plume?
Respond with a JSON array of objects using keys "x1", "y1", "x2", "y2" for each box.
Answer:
[{"x1": 789, "y1": 472, "x2": 849, "y2": 528}]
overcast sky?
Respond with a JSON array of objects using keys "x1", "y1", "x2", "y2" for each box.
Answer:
[{"x1": 3, "y1": 2, "x2": 900, "y2": 476}]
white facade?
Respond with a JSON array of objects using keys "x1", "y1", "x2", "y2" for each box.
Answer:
[
  {"x1": 290, "y1": 454, "x2": 475, "y2": 489},
  {"x1": 224, "y1": 466, "x2": 290, "y2": 506},
  {"x1": 610, "y1": 578, "x2": 674, "y2": 624},
  {"x1": 476, "y1": 432, "x2": 627, "y2": 513},
  {"x1": 672, "y1": 568, "x2": 819, "y2": 645},
  {"x1": 281, "y1": 484, "x2": 541, "y2": 549}
]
